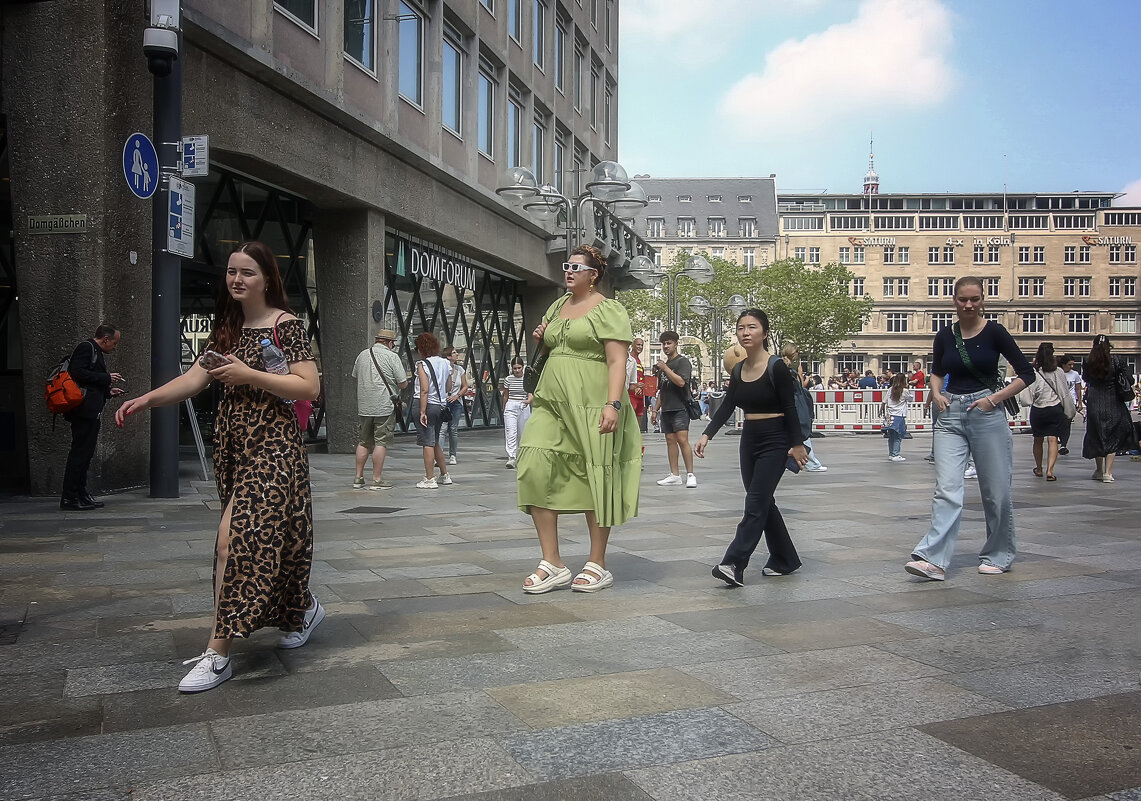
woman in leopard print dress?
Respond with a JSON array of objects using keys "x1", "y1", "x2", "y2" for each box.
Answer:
[{"x1": 116, "y1": 241, "x2": 322, "y2": 693}]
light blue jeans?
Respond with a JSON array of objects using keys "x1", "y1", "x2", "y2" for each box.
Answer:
[
  {"x1": 438, "y1": 400, "x2": 463, "y2": 458},
  {"x1": 911, "y1": 389, "x2": 1016, "y2": 571},
  {"x1": 886, "y1": 416, "x2": 905, "y2": 457},
  {"x1": 804, "y1": 438, "x2": 823, "y2": 470}
]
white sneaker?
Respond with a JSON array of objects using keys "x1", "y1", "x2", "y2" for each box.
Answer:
[
  {"x1": 889, "y1": 455, "x2": 906, "y2": 462},
  {"x1": 178, "y1": 648, "x2": 232, "y2": 693},
  {"x1": 438, "y1": 472, "x2": 454, "y2": 485},
  {"x1": 657, "y1": 473, "x2": 683, "y2": 486},
  {"x1": 805, "y1": 465, "x2": 828, "y2": 473},
  {"x1": 416, "y1": 477, "x2": 438, "y2": 489},
  {"x1": 685, "y1": 473, "x2": 698, "y2": 488},
  {"x1": 505, "y1": 459, "x2": 516, "y2": 469},
  {"x1": 277, "y1": 596, "x2": 326, "y2": 649},
  {"x1": 964, "y1": 466, "x2": 977, "y2": 479},
  {"x1": 448, "y1": 455, "x2": 457, "y2": 465}
]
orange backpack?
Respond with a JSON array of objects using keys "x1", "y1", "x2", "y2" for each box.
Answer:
[{"x1": 45, "y1": 344, "x2": 90, "y2": 414}]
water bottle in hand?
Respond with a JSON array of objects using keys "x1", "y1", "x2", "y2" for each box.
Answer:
[
  {"x1": 261, "y1": 338, "x2": 289, "y2": 375},
  {"x1": 261, "y1": 338, "x2": 294, "y2": 406}
]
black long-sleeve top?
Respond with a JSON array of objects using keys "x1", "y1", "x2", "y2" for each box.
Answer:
[
  {"x1": 932, "y1": 321, "x2": 1035, "y2": 394},
  {"x1": 702, "y1": 357, "x2": 801, "y2": 445},
  {"x1": 67, "y1": 339, "x2": 112, "y2": 419}
]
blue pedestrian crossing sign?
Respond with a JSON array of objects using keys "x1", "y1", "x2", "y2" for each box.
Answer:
[{"x1": 123, "y1": 133, "x2": 159, "y2": 199}]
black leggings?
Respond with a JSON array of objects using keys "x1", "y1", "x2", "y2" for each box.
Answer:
[{"x1": 721, "y1": 418, "x2": 801, "y2": 574}]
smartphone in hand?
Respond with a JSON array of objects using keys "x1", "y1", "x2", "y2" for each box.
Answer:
[{"x1": 199, "y1": 350, "x2": 229, "y2": 370}]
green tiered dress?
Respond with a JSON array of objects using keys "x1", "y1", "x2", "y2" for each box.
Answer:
[{"x1": 517, "y1": 294, "x2": 642, "y2": 526}]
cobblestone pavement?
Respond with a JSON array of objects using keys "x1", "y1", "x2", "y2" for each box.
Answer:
[{"x1": 1, "y1": 426, "x2": 1138, "y2": 801}]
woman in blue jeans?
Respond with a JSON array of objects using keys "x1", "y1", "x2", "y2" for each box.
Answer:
[{"x1": 906, "y1": 276, "x2": 1035, "y2": 581}]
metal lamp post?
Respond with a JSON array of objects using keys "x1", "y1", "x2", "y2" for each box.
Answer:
[
  {"x1": 688, "y1": 293, "x2": 747, "y2": 385},
  {"x1": 495, "y1": 161, "x2": 656, "y2": 289},
  {"x1": 664, "y1": 254, "x2": 716, "y2": 330}
]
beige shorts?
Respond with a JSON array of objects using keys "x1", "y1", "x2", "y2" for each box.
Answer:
[{"x1": 359, "y1": 413, "x2": 397, "y2": 450}]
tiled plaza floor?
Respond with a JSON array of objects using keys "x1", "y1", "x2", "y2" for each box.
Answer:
[{"x1": 1, "y1": 425, "x2": 1138, "y2": 800}]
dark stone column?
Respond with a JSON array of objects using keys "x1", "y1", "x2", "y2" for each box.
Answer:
[
  {"x1": 312, "y1": 208, "x2": 386, "y2": 454},
  {"x1": 3, "y1": 1, "x2": 153, "y2": 495}
]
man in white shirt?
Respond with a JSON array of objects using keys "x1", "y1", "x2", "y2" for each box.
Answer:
[
  {"x1": 351, "y1": 329, "x2": 408, "y2": 489},
  {"x1": 1058, "y1": 354, "x2": 1084, "y2": 455}
]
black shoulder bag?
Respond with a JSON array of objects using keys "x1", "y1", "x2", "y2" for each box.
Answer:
[
  {"x1": 952, "y1": 323, "x2": 1019, "y2": 417},
  {"x1": 523, "y1": 348, "x2": 548, "y2": 395}
]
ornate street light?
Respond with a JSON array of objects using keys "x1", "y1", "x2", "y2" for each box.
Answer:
[
  {"x1": 688, "y1": 293, "x2": 748, "y2": 384},
  {"x1": 495, "y1": 160, "x2": 654, "y2": 288}
]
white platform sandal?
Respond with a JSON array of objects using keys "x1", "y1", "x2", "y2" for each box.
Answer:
[
  {"x1": 571, "y1": 561, "x2": 614, "y2": 593},
  {"x1": 522, "y1": 560, "x2": 572, "y2": 594}
]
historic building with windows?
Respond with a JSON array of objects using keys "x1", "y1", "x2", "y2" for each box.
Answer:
[
  {"x1": 633, "y1": 168, "x2": 1140, "y2": 381},
  {"x1": 2, "y1": 0, "x2": 626, "y2": 494}
]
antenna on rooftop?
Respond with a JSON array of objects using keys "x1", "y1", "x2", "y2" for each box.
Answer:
[{"x1": 863, "y1": 132, "x2": 879, "y2": 195}]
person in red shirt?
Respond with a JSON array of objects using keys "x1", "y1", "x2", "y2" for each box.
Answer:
[{"x1": 908, "y1": 361, "x2": 926, "y2": 389}]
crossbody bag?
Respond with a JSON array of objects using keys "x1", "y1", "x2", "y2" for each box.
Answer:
[
  {"x1": 369, "y1": 345, "x2": 404, "y2": 417},
  {"x1": 423, "y1": 359, "x2": 453, "y2": 423},
  {"x1": 951, "y1": 323, "x2": 1019, "y2": 417}
]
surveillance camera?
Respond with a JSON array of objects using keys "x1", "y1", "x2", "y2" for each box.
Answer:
[{"x1": 143, "y1": 26, "x2": 179, "y2": 76}]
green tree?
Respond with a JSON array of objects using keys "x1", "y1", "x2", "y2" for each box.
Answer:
[
  {"x1": 617, "y1": 253, "x2": 872, "y2": 371},
  {"x1": 755, "y1": 259, "x2": 874, "y2": 361}
]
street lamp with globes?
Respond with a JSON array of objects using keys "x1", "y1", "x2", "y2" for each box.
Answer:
[
  {"x1": 688, "y1": 293, "x2": 747, "y2": 385},
  {"x1": 495, "y1": 161, "x2": 657, "y2": 288}
]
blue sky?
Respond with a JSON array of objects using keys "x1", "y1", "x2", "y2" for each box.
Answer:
[{"x1": 618, "y1": 0, "x2": 1141, "y2": 202}]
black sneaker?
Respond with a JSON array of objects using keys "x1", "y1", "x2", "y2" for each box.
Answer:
[
  {"x1": 712, "y1": 564, "x2": 744, "y2": 587},
  {"x1": 1058, "y1": 447, "x2": 1069, "y2": 455}
]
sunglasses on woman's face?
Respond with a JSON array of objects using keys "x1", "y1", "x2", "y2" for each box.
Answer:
[{"x1": 562, "y1": 262, "x2": 596, "y2": 273}]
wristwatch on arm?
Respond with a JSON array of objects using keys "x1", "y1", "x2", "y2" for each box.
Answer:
[{"x1": 607, "y1": 400, "x2": 621, "y2": 411}]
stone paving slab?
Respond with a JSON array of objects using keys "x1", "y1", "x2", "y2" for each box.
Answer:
[{"x1": 1, "y1": 428, "x2": 1138, "y2": 800}]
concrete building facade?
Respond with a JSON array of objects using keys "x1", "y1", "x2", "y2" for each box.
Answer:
[{"x1": 1, "y1": 0, "x2": 626, "y2": 494}]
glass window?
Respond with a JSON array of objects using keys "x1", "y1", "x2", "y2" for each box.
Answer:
[
  {"x1": 852, "y1": 247, "x2": 865, "y2": 264},
  {"x1": 1115, "y1": 313, "x2": 1138, "y2": 334},
  {"x1": 533, "y1": 116, "x2": 546, "y2": 183},
  {"x1": 509, "y1": 0, "x2": 522, "y2": 40},
  {"x1": 647, "y1": 218, "x2": 664, "y2": 238},
  {"x1": 1033, "y1": 246, "x2": 1045, "y2": 264},
  {"x1": 478, "y1": 68, "x2": 495, "y2": 157},
  {"x1": 275, "y1": 0, "x2": 316, "y2": 30},
  {"x1": 743, "y1": 248, "x2": 755, "y2": 269},
  {"x1": 931, "y1": 312, "x2": 954, "y2": 332},
  {"x1": 573, "y1": 47, "x2": 583, "y2": 109},
  {"x1": 344, "y1": 0, "x2": 374, "y2": 70},
  {"x1": 1018, "y1": 246, "x2": 1030, "y2": 264},
  {"x1": 851, "y1": 277, "x2": 864, "y2": 295},
  {"x1": 1064, "y1": 245, "x2": 1076, "y2": 264},
  {"x1": 943, "y1": 246, "x2": 955, "y2": 264},
  {"x1": 985, "y1": 277, "x2": 1000, "y2": 297},
  {"x1": 1109, "y1": 276, "x2": 1137, "y2": 297},
  {"x1": 883, "y1": 246, "x2": 895, "y2": 264},
  {"x1": 507, "y1": 94, "x2": 522, "y2": 166},
  {"x1": 839, "y1": 247, "x2": 850, "y2": 264},
  {"x1": 973, "y1": 243, "x2": 985, "y2": 263},
  {"x1": 1022, "y1": 313, "x2": 1044, "y2": 333},
  {"x1": 442, "y1": 36, "x2": 462, "y2": 135},
  {"x1": 480, "y1": 0, "x2": 493, "y2": 10},
  {"x1": 887, "y1": 313, "x2": 909, "y2": 333},
  {"x1": 604, "y1": 84, "x2": 613, "y2": 144},
  {"x1": 795, "y1": 247, "x2": 806, "y2": 262},
  {"x1": 677, "y1": 218, "x2": 694, "y2": 237},
  {"x1": 554, "y1": 21, "x2": 567, "y2": 92},
  {"x1": 1079, "y1": 245, "x2": 1091, "y2": 263},
  {"x1": 739, "y1": 218, "x2": 756, "y2": 237},
  {"x1": 397, "y1": 2, "x2": 423, "y2": 105},
  {"x1": 711, "y1": 247, "x2": 724, "y2": 259},
  {"x1": 808, "y1": 247, "x2": 820, "y2": 264},
  {"x1": 928, "y1": 246, "x2": 940, "y2": 264},
  {"x1": 708, "y1": 218, "x2": 725, "y2": 238},
  {"x1": 1068, "y1": 313, "x2": 1091, "y2": 334},
  {"x1": 590, "y1": 67, "x2": 599, "y2": 128},
  {"x1": 553, "y1": 133, "x2": 565, "y2": 193},
  {"x1": 533, "y1": 0, "x2": 545, "y2": 68},
  {"x1": 987, "y1": 245, "x2": 1000, "y2": 263}
]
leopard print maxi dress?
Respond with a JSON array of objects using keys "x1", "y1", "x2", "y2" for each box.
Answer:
[{"x1": 210, "y1": 319, "x2": 315, "y2": 639}]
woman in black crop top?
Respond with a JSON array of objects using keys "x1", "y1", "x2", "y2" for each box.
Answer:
[{"x1": 694, "y1": 309, "x2": 807, "y2": 586}]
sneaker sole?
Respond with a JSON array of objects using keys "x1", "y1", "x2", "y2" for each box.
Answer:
[
  {"x1": 277, "y1": 604, "x2": 326, "y2": 649},
  {"x1": 904, "y1": 564, "x2": 945, "y2": 581}
]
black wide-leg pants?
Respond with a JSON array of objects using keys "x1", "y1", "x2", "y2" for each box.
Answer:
[{"x1": 721, "y1": 418, "x2": 802, "y2": 574}]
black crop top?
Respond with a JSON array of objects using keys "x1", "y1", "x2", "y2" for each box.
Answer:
[{"x1": 703, "y1": 357, "x2": 802, "y2": 445}]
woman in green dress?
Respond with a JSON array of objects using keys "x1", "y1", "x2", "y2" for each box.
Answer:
[{"x1": 517, "y1": 244, "x2": 642, "y2": 594}]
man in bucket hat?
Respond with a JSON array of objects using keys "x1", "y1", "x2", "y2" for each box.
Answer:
[{"x1": 351, "y1": 329, "x2": 408, "y2": 489}]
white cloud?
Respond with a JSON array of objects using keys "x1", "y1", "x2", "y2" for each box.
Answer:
[
  {"x1": 1120, "y1": 178, "x2": 1141, "y2": 206},
  {"x1": 621, "y1": 0, "x2": 823, "y2": 55},
  {"x1": 718, "y1": 0, "x2": 955, "y2": 136}
]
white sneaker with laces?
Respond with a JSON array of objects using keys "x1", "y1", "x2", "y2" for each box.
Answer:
[
  {"x1": 439, "y1": 472, "x2": 454, "y2": 485},
  {"x1": 805, "y1": 465, "x2": 828, "y2": 473},
  {"x1": 964, "y1": 466, "x2": 977, "y2": 479},
  {"x1": 416, "y1": 477, "x2": 438, "y2": 489},
  {"x1": 889, "y1": 455, "x2": 907, "y2": 462},
  {"x1": 277, "y1": 596, "x2": 326, "y2": 649},
  {"x1": 448, "y1": 455, "x2": 457, "y2": 465},
  {"x1": 657, "y1": 473, "x2": 683, "y2": 486},
  {"x1": 685, "y1": 473, "x2": 698, "y2": 488},
  {"x1": 178, "y1": 648, "x2": 232, "y2": 693}
]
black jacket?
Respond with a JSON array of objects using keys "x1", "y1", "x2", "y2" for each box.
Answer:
[{"x1": 66, "y1": 339, "x2": 112, "y2": 419}]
